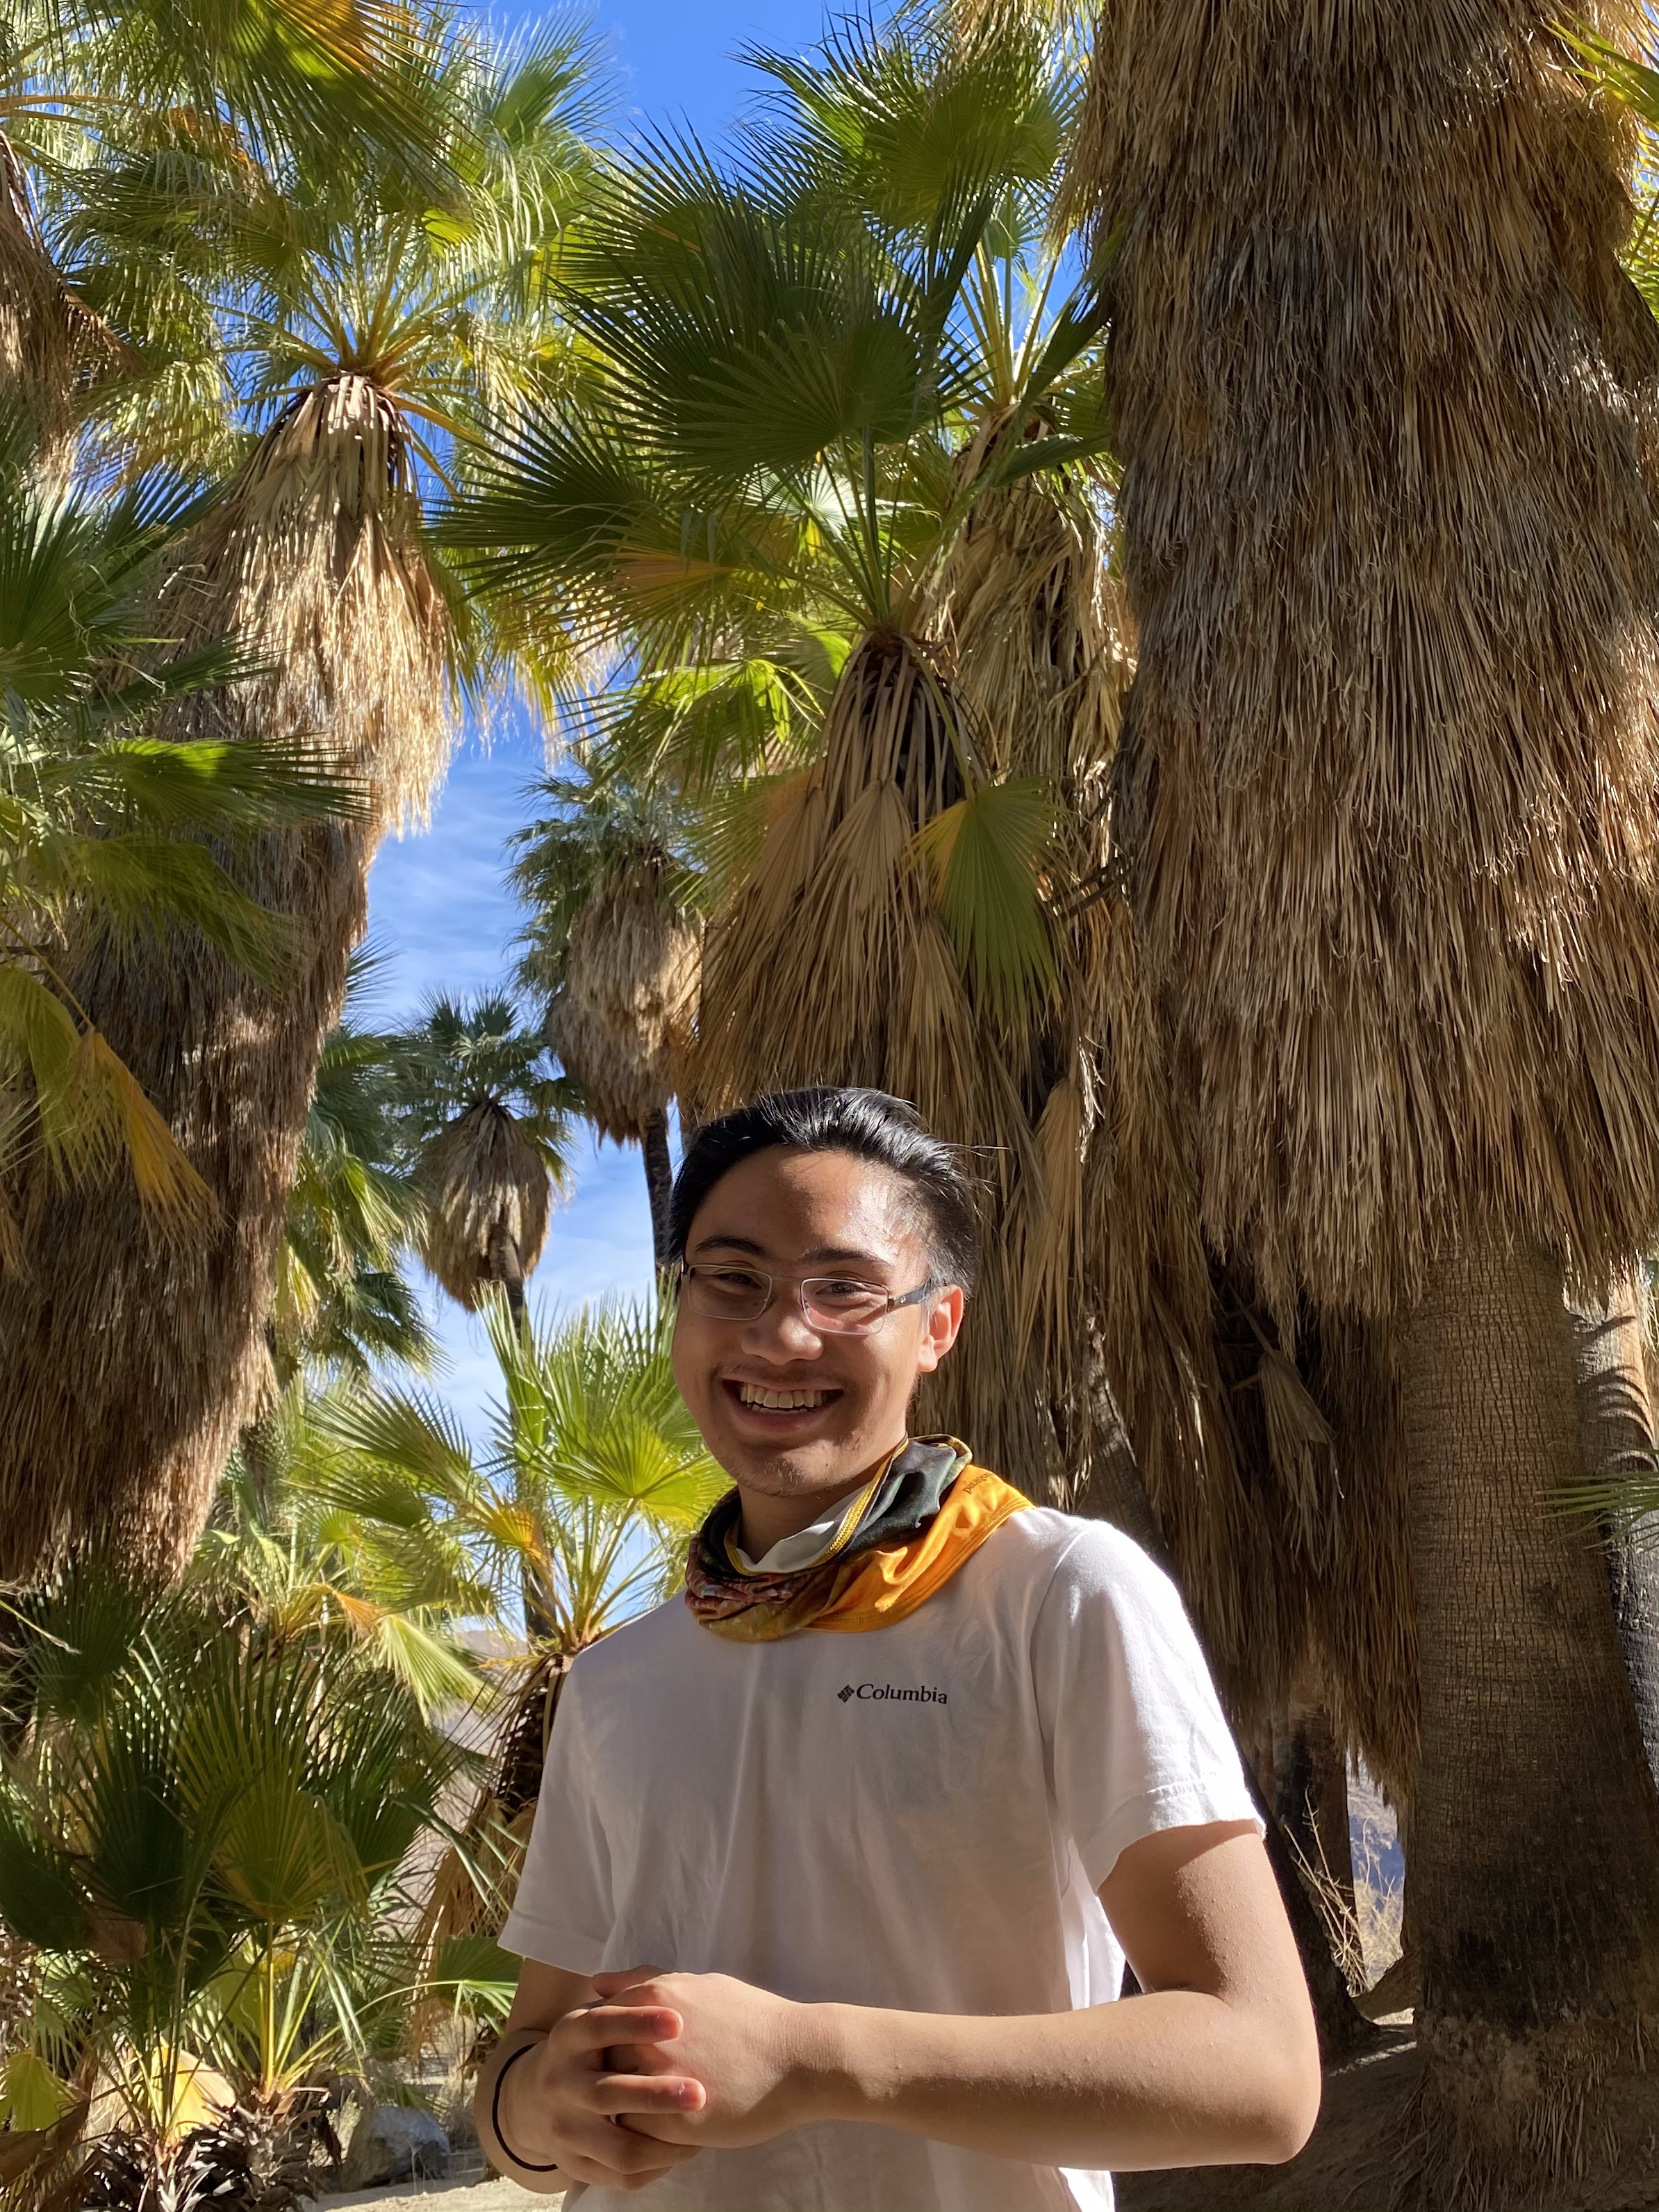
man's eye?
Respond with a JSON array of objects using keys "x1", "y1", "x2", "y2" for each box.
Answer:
[
  {"x1": 816, "y1": 1279, "x2": 881, "y2": 1305},
  {"x1": 709, "y1": 1269, "x2": 766, "y2": 1294}
]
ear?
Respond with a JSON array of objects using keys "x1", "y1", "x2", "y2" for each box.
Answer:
[{"x1": 914, "y1": 1285, "x2": 966, "y2": 1374}]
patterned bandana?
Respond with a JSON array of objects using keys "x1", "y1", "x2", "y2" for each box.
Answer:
[{"x1": 683, "y1": 1435, "x2": 1030, "y2": 1641}]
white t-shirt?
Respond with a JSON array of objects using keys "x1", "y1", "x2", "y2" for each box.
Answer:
[{"x1": 500, "y1": 1509, "x2": 1261, "y2": 2212}]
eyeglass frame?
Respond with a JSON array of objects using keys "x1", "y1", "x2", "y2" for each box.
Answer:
[{"x1": 674, "y1": 1261, "x2": 944, "y2": 1337}]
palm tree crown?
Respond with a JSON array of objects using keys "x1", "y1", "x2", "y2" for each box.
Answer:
[{"x1": 393, "y1": 990, "x2": 573, "y2": 1328}]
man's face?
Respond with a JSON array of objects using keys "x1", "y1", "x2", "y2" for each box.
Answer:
[{"x1": 670, "y1": 1146, "x2": 965, "y2": 1503}]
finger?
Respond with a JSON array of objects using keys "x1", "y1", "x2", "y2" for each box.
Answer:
[
  {"x1": 602, "y1": 2042, "x2": 682, "y2": 2077},
  {"x1": 558, "y1": 2143, "x2": 701, "y2": 2190},
  {"x1": 592, "y1": 1964, "x2": 669, "y2": 1997},
  {"x1": 558, "y1": 2001, "x2": 682, "y2": 2050},
  {"x1": 551, "y1": 2116, "x2": 702, "y2": 2179},
  {"x1": 559, "y1": 2123, "x2": 703, "y2": 2177},
  {"x1": 592, "y1": 2071, "x2": 707, "y2": 2118}
]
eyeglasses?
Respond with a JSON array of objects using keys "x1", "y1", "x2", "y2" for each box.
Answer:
[{"x1": 677, "y1": 1264, "x2": 939, "y2": 1337}]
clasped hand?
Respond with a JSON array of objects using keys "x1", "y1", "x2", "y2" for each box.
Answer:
[{"x1": 506, "y1": 1967, "x2": 823, "y2": 2194}]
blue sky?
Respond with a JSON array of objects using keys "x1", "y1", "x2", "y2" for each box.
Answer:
[{"x1": 365, "y1": 0, "x2": 827, "y2": 1433}]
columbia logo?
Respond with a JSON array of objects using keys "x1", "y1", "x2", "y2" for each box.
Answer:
[{"x1": 837, "y1": 1681, "x2": 948, "y2": 1705}]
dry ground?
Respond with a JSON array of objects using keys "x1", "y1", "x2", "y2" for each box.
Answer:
[{"x1": 311, "y1": 2174, "x2": 547, "y2": 2210}]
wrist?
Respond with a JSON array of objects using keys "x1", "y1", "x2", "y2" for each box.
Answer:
[
  {"x1": 791, "y1": 2001, "x2": 866, "y2": 2127},
  {"x1": 492, "y1": 2033, "x2": 559, "y2": 2172}
]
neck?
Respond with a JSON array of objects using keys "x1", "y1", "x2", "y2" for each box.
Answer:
[{"x1": 735, "y1": 1439, "x2": 905, "y2": 1558}]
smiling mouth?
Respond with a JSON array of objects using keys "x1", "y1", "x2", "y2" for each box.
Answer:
[{"x1": 725, "y1": 1380, "x2": 840, "y2": 1414}]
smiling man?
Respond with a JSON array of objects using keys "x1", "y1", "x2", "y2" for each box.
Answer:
[{"x1": 477, "y1": 1088, "x2": 1320, "y2": 2209}]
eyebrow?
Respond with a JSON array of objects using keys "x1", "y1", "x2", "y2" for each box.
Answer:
[{"x1": 689, "y1": 1235, "x2": 889, "y2": 1268}]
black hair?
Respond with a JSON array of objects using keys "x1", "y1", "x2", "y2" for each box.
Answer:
[{"x1": 668, "y1": 1087, "x2": 980, "y2": 1294}]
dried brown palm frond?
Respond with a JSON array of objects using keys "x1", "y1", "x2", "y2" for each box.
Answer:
[
  {"x1": 417, "y1": 1099, "x2": 552, "y2": 1312},
  {"x1": 700, "y1": 452, "x2": 1132, "y2": 1491},
  {"x1": 0, "y1": 135, "x2": 119, "y2": 454},
  {"x1": 1071, "y1": 0, "x2": 1659, "y2": 2182},
  {"x1": 0, "y1": 372, "x2": 454, "y2": 1583},
  {"x1": 918, "y1": 445, "x2": 1137, "y2": 1485},
  {"x1": 1062, "y1": 0, "x2": 1659, "y2": 1777},
  {"x1": 929, "y1": 443, "x2": 1418, "y2": 1767},
  {"x1": 922, "y1": 432, "x2": 1129, "y2": 794},
  {"x1": 1074, "y1": 3, "x2": 1659, "y2": 1326},
  {"x1": 183, "y1": 377, "x2": 452, "y2": 827},
  {"x1": 546, "y1": 875, "x2": 700, "y2": 1143},
  {"x1": 698, "y1": 627, "x2": 1054, "y2": 1481}
]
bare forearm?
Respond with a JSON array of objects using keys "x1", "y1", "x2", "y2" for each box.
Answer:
[{"x1": 804, "y1": 1990, "x2": 1318, "y2": 2170}]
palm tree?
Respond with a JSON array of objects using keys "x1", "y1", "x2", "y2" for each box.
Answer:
[
  {"x1": 393, "y1": 991, "x2": 574, "y2": 1334},
  {"x1": 1071, "y1": 1, "x2": 1659, "y2": 2192},
  {"x1": 317, "y1": 1294, "x2": 726, "y2": 1961},
  {"x1": 0, "y1": 401, "x2": 373, "y2": 1585},
  {"x1": 0, "y1": 8, "x2": 601, "y2": 1585},
  {"x1": 511, "y1": 766, "x2": 700, "y2": 1269},
  {"x1": 449, "y1": 3, "x2": 1121, "y2": 1492},
  {"x1": 202, "y1": 1373, "x2": 495, "y2": 1713},
  {"x1": 271, "y1": 957, "x2": 433, "y2": 1386}
]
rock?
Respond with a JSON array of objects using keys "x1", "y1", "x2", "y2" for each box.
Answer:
[{"x1": 342, "y1": 2104, "x2": 450, "y2": 2187}]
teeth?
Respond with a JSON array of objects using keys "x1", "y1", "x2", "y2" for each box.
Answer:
[{"x1": 736, "y1": 1385, "x2": 831, "y2": 1410}]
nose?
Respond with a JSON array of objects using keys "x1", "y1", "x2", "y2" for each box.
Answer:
[{"x1": 738, "y1": 1287, "x2": 823, "y2": 1362}]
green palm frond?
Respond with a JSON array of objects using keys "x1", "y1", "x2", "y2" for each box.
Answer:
[
  {"x1": 1561, "y1": 24, "x2": 1659, "y2": 318},
  {"x1": 67, "y1": 0, "x2": 460, "y2": 192},
  {"x1": 742, "y1": 0, "x2": 1071, "y2": 242},
  {"x1": 916, "y1": 772, "x2": 1057, "y2": 1018},
  {"x1": 486, "y1": 1293, "x2": 723, "y2": 1524},
  {"x1": 299, "y1": 1290, "x2": 720, "y2": 1656}
]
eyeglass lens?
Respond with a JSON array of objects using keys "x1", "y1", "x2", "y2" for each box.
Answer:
[{"x1": 682, "y1": 1266, "x2": 895, "y2": 1332}]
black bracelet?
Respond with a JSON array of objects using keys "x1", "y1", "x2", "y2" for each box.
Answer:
[{"x1": 492, "y1": 2037, "x2": 560, "y2": 2174}]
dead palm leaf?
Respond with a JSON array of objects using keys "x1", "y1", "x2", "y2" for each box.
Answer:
[
  {"x1": 1071, "y1": 0, "x2": 1659, "y2": 2184},
  {"x1": 418, "y1": 1101, "x2": 554, "y2": 1321},
  {"x1": 396, "y1": 991, "x2": 572, "y2": 1333},
  {"x1": 0, "y1": 133, "x2": 117, "y2": 458}
]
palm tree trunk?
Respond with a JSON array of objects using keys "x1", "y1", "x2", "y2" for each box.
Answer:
[
  {"x1": 0, "y1": 821, "x2": 365, "y2": 1581},
  {"x1": 1568, "y1": 1282, "x2": 1659, "y2": 1790},
  {"x1": 1400, "y1": 1225, "x2": 1659, "y2": 2199},
  {"x1": 642, "y1": 1105, "x2": 675, "y2": 1273},
  {"x1": 0, "y1": 377, "x2": 447, "y2": 1585},
  {"x1": 487, "y1": 1219, "x2": 527, "y2": 1337}
]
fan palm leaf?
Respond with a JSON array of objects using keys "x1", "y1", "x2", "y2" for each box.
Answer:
[{"x1": 0, "y1": 1547, "x2": 472, "y2": 2197}]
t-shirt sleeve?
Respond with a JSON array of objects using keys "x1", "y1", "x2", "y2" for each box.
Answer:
[
  {"x1": 497, "y1": 1666, "x2": 614, "y2": 1973},
  {"x1": 1030, "y1": 1520, "x2": 1264, "y2": 1889}
]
